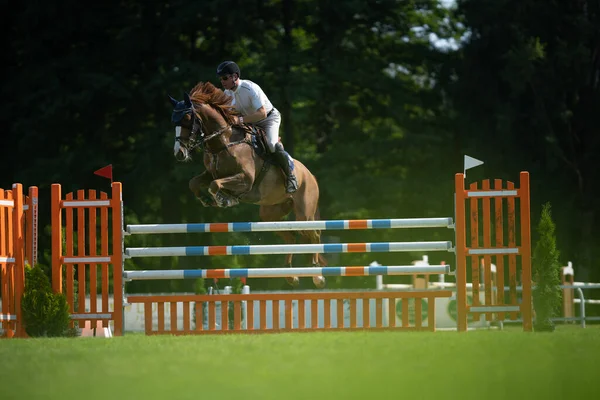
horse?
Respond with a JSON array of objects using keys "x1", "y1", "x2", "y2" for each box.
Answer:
[{"x1": 168, "y1": 81, "x2": 327, "y2": 288}]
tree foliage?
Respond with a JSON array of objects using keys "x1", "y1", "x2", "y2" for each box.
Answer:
[
  {"x1": 532, "y1": 203, "x2": 562, "y2": 331},
  {"x1": 447, "y1": 0, "x2": 600, "y2": 279},
  {"x1": 21, "y1": 265, "x2": 72, "y2": 337}
]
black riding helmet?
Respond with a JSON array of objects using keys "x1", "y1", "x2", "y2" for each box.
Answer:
[{"x1": 216, "y1": 61, "x2": 240, "y2": 77}]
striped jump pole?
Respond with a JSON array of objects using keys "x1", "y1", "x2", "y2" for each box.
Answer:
[
  {"x1": 126, "y1": 217, "x2": 454, "y2": 234},
  {"x1": 124, "y1": 264, "x2": 452, "y2": 281},
  {"x1": 124, "y1": 241, "x2": 454, "y2": 258}
]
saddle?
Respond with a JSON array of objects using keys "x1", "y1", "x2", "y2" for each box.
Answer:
[
  {"x1": 230, "y1": 123, "x2": 278, "y2": 194},
  {"x1": 232, "y1": 124, "x2": 274, "y2": 163}
]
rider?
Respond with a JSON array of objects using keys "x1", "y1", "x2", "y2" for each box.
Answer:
[{"x1": 216, "y1": 61, "x2": 298, "y2": 194}]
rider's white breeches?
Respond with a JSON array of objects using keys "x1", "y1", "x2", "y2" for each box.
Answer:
[{"x1": 254, "y1": 108, "x2": 281, "y2": 153}]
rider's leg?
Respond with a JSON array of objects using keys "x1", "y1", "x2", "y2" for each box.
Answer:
[
  {"x1": 273, "y1": 142, "x2": 298, "y2": 193},
  {"x1": 258, "y1": 109, "x2": 298, "y2": 194}
]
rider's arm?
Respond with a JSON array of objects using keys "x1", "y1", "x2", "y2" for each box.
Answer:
[
  {"x1": 235, "y1": 84, "x2": 268, "y2": 124},
  {"x1": 238, "y1": 107, "x2": 267, "y2": 124}
]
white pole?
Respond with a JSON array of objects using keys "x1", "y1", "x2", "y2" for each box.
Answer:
[{"x1": 242, "y1": 285, "x2": 250, "y2": 330}]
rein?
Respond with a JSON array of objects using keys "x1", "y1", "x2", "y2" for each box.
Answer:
[
  {"x1": 202, "y1": 123, "x2": 254, "y2": 156},
  {"x1": 183, "y1": 104, "x2": 250, "y2": 155},
  {"x1": 202, "y1": 125, "x2": 231, "y2": 143}
]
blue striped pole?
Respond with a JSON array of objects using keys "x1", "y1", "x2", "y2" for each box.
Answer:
[
  {"x1": 125, "y1": 217, "x2": 453, "y2": 235},
  {"x1": 124, "y1": 241, "x2": 453, "y2": 258},
  {"x1": 124, "y1": 264, "x2": 452, "y2": 280}
]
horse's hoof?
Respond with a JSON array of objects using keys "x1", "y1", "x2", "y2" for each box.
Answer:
[
  {"x1": 210, "y1": 191, "x2": 227, "y2": 207},
  {"x1": 199, "y1": 198, "x2": 214, "y2": 207},
  {"x1": 213, "y1": 192, "x2": 238, "y2": 208},
  {"x1": 216, "y1": 198, "x2": 228, "y2": 208},
  {"x1": 313, "y1": 276, "x2": 326, "y2": 289},
  {"x1": 286, "y1": 277, "x2": 300, "y2": 287},
  {"x1": 226, "y1": 198, "x2": 239, "y2": 207}
]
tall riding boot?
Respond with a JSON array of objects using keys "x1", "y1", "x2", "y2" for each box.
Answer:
[{"x1": 274, "y1": 143, "x2": 299, "y2": 193}]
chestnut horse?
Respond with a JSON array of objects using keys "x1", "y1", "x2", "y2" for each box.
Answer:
[{"x1": 169, "y1": 82, "x2": 326, "y2": 288}]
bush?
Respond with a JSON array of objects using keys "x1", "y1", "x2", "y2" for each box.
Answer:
[
  {"x1": 532, "y1": 203, "x2": 562, "y2": 332},
  {"x1": 21, "y1": 264, "x2": 72, "y2": 337}
]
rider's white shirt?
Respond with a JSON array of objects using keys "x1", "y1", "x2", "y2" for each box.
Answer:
[{"x1": 224, "y1": 79, "x2": 273, "y2": 118}]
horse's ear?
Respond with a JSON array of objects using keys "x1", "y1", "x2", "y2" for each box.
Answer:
[
  {"x1": 184, "y1": 92, "x2": 192, "y2": 107},
  {"x1": 168, "y1": 95, "x2": 178, "y2": 107}
]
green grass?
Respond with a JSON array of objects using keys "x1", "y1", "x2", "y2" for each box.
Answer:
[{"x1": 1, "y1": 325, "x2": 598, "y2": 400}]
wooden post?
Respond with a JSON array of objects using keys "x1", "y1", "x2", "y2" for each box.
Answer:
[
  {"x1": 51, "y1": 184, "x2": 63, "y2": 293},
  {"x1": 11, "y1": 184, "x2": 25, "y2": 337},
  {"x1": 519, "y1": 172, "x2": 533, "y2": 331},
  {"x1": 561, "y1": 262, "x2": 574, "y2": 321},
  {"x1": 111, "y1": 183, "x2": 124, "y2": 336},
  {"x1": 454, "y1": 173, "x2": 468, "y2": 332},
  {"x1": 25, "y1": 186, "x2": 38, "y2": 267}
]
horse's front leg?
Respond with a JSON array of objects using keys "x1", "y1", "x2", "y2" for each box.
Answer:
[
  {"x1": 208, "y1": 172, "x2": 252, "y2": 207},
  {"x1": 189, "y1": 171, "x2": 217, "y2": 207}
]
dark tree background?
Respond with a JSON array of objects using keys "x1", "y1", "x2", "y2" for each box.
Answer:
[{"x1": 2, "y1": 0, "x2": 599, "y2": 294}]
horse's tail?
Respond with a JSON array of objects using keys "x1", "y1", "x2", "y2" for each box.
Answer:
[{"x1": 315, "y1": 206, "x2": 328, "y2": 267}]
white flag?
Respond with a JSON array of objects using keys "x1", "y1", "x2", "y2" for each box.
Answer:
[{"x1": 463, "y1": 155, "x2": 484, "y2": 177}]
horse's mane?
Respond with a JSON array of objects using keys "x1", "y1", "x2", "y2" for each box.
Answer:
[{"x1": 189, "y1": 81, "x2": 236, "y2": 125}]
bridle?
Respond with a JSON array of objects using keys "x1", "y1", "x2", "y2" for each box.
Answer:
[
  {"x1": 175, "y1": 105, "x2": 231, "y2": 153},
  {"x1": 172, "y1": 106, "x2": 201, "y2": 153}
]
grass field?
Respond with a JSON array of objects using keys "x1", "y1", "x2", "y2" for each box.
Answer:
[{"x1": 1, "y1": 325, "x2": 598, "y2": 400}]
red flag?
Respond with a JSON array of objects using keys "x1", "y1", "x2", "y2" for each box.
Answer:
[{"x1": 94, "y1": 164, "x2": 113, "y2": 181}]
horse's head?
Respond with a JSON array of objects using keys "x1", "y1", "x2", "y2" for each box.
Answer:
[
  {"x1": 169, "y1": 92, "x2": 203, "y2": 161},
  {"x1": 170, "y1": 82, "x2": 237, "y2": 160}
]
